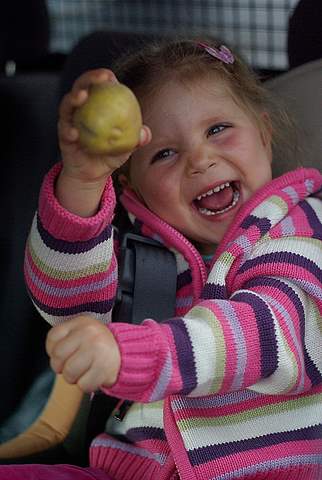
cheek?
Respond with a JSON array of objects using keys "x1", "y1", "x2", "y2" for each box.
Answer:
[
  {"x1": 147, "y1": 177, "x2": 175, "y2": 205},
  {"x1": 132, "y1": 169, "x2": 172, "y2": 206}
]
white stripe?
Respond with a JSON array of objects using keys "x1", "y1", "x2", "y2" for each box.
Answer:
[
  {"x1": 233, "y1": 289, "x2": 299, "y2": 395},
  {"x1": 106, "y1": 401, "x2": 164, "y2": 436},
  {"x1": 30, "y1": 216, "x2": 113, "y2": 273},
  {"x1": 307, "y1": 197, "x2": 322, "y2": 224},
  {"x1": 251, "y1": 236, "x2": 322, "y2": 269},
  {"x1": 251, "y1": 195, "x2": 288, "y2": 223},
  {"x1": 33, "y1": 301, "x2": 112, "y2": 326},
  {"x1": 184, "y1": 306, "x2": 222, "y2": 396},
  {"x1": 207, "y1": 251, "x2": 234, "y2": 286},
  {"x1": 172, "y1": 250, "x2": 190, "y2": 275},
  {"x1": 181, "y1": 396, "x2": 322, "y2": 449},
  {"x1": 305, "y1": 299, "x2": 322, "y2": 375}
]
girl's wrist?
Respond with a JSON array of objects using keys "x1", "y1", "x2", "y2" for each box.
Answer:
[{"x1": 56, "y1": 170, "x2": 109, "y2": 217}]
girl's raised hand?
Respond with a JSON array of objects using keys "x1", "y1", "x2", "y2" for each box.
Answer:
[
  {"x1": 56, "y1": 68, "x2": 151, "y2": 217},
  {"x1": 58, "y1": 68, "x2": 151, "y2": 183},
  {"x1": 46, "y1": 315, "x2": 121, "y2": 393}
]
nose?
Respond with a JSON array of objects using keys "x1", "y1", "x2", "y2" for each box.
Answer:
[{"x1": 185, "y1": 144, "x2": 217, "y2": 176}]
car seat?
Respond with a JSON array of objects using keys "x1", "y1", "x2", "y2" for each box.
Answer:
[
  {"x1": 265, "y1": 58, "x2": 322, "y2": 177},
  {"x1": 0, "y1": 0, "x2": 64, "y2": 451},
  {"x1": 0, "y1": 71, "x2": 60, "y2": 436},
  {"x1": 287, "y1": 0, "x2": 322, "y2": 69}
]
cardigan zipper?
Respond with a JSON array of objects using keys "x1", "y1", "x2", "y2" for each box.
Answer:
[{"x1": 121, "y1": 189, "x2": 208, "y2": 299}]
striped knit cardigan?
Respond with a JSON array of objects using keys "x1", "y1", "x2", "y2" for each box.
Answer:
[{"x1": 24, "y1": 164, "x2": 322, "y2": 480}]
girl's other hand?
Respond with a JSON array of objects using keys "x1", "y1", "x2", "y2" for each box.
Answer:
[{"x1": 46, "y1": 315, "x2": 121, "y2": 393}]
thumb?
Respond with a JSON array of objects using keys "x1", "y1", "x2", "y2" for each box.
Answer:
[{"x1": 139, "y1": 125, "x2": 152, "y2": 147}]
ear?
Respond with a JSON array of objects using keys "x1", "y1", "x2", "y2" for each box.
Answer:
[
  {"x1": 260, "y1": 112, "x2": 273, "y2": 163},
  {"x1": 260, "y1": 112, "x2": 272, "y2": 146},
  {"x1": 118, "y1": 173, "x2": 130, "y2": 189},
  {"x1": 118, "y1": 171, "x2": 146, "y2": 203}
]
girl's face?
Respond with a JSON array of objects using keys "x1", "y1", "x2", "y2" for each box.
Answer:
[{"x1": 126, "y1": 77, "x2": 272, "y2": 254}]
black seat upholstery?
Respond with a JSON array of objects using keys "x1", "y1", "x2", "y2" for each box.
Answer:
[
  {"x1": 0, "y1": 72, "x2": 59, "y2": 425},
  {"x1": 59, "y1": 30, "x2": 162, "y2": 98},
  {"x1": 288, "y1": 0, "x2": 322, "y2": 69}
]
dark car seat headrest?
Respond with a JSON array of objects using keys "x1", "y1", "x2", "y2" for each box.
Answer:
[
  {"x1": 59, "y1": 31, "x2": 162, "y2": 99},
  {"x1": 288, "y1": 0, "x2": 322, "y2": 69},
  {"x1": 0, "y1": 0, "x2": 49, "y2": 74}
]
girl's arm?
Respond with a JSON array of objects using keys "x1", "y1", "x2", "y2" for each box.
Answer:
[
  {"x1": 24, "y1": 68, "x2": 150, "y2": 326},
  {"x1": 24, "y1": 163, "x2": 118, "y2": 326},
  {"x1": 103, "y1": 227, "x2": 322, "y2": 402}
]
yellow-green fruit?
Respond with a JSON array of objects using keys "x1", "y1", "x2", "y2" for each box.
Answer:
[{"x1": 73, "y1": 83, "x2": 142, "y2": 155}]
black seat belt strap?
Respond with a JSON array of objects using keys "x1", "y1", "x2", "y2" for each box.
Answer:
[
  {"x1": 113, "y1": 232, "x2": 177, "y2": 325},
  {"x1": 86, "y1": 232, "x2": 177, "y2": 445}
]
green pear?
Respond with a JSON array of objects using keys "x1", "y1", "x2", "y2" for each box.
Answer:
[{"x1": 73, "y1": 83, "x2": 142, "y2": 155}]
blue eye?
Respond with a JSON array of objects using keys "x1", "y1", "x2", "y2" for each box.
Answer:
[
  {"x1": 207, "y1": 124, "x2": 230, "y2": 137},
  {"x1": 152, "y1": 148, "x2": 176, "y2": 163}
]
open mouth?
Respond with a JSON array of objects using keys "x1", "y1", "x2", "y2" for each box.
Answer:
[{"x1": 193, "y1": 181, "x2": 240, "y2": 216}]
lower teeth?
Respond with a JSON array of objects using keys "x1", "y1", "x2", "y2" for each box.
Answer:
[{"x1": 199, "y1": 190, "x2": 240, "y2": 216}]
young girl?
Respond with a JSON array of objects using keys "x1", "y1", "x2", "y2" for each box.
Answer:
[{"x1": 5, "y1": 38, "x2": 322, "y2": 479}]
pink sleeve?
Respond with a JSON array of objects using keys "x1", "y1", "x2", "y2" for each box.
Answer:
[{"x1": 24, "y1": 162, "x2": 118, "y2": 326}]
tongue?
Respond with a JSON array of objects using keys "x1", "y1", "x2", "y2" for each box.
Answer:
[{"x1": 196, "y1": 186, "x2": 234, "y2": 212}]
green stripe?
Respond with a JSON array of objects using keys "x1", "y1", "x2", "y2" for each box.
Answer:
[
  {"x1": 269, "y1": 195, "x2": 288, "y2": 214},
  {"x1": 178, "y1": 392, "x2": 322, "y2": 431},
  {"x1": 29, "y1": 242, "x2": 109, "y2": 280},
  {"x1": 217, "y1": 251, "x2": 235, "y2": 267},
  {"x1": 208, "y1": 312, "x2": 226, "y2": 394}
]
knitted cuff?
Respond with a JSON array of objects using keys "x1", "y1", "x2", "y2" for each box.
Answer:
[
  {"x1": 103, "y1": 320, "x2": 164, "y2": 402},
  {"x1": 39, "y1": 162, "x2": 115, "y2": 241}
]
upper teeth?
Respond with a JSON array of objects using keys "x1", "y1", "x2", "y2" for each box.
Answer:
[{"x1": 196, "y1": 182, "x2": 230, "y2": 200}]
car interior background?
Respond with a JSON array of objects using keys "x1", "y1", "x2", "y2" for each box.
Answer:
[{"x1": 0, "y1": 0, "x2": 321, "y2": 465}]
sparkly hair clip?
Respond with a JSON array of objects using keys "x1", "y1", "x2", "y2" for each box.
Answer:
[{"x1": 197, "y1": 42, "x2": 235, "y2": 65}]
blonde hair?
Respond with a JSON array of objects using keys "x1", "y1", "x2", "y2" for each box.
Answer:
[{"x1": 113, "y1": 36, "x2": 297, "y2": 179}]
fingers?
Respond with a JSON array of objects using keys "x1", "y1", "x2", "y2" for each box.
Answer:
[
  {"x1": 58, "y1": 68, "x2": 118, "y2": 145},
  {"x1": 46, "y1": 322, "x2": 71, "y2": 358},
  {"x1": 45, "y1": 316, "x2": 121, "y2": 393},
  {"x1": 47, "y1": 328, "x2": 82, "y2": 374},
  {"x1": 139, "y1": 125, "x2": 152, "y2": 147},
  {"x1": 60, "y1": 348, "x2": 93, "y2": 386},
  {"x1": 76, "y1": 363, "x2": 108, "y2": 393},
  {"x1": 45, "y1": 315, "x2": 90, "y2": 372},
  {"x1": 58, "y1": 90, "x2": 84, "y2": 145},
  {"x1": 71, "y1": 68, "x2": 117, "y2": 93}
]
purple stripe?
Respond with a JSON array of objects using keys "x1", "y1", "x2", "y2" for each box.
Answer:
[
  {"x1": 201, "y1": 283, "x2": 227, "y2": 300},
  {"x1": 245, "y1": 276, "x2": 305, "y2": 326},
  {"x1": 300, "y1": 200, "x2": 322, "y2": 240},
  {"x1": 304, "y1": 346, "x2": 322, "y2": 386},
  {"x1": 126, "y1": 427, "x2": 166, "y2": 442},
  {"x1": 188, "y1": 423, "x2": 322, "y2": 465},
  {"x1": 29, "y1": 289, "x2": 114, "y2": 316},
  {"x1": 177, "y1": 270, "x2": 192, "y2": 290},
  {"x1": 37, "y1": 214, "x2": 113, "y2": 254},
  {"x1": 244, "y1": 276, "x2": 322, "y2": 386},
  {"x1": 167, "y1": 318, "x2": 197, "y2": 394},
  {"x1": 239, "y1": 251, "x2": 321, "y2": 281},
  {"x1": 240, "y1": 215, "x2": 271, "y2": 234},
  {"x1": 231, "y1": 291, "x2": 277, "y2": 378}
]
